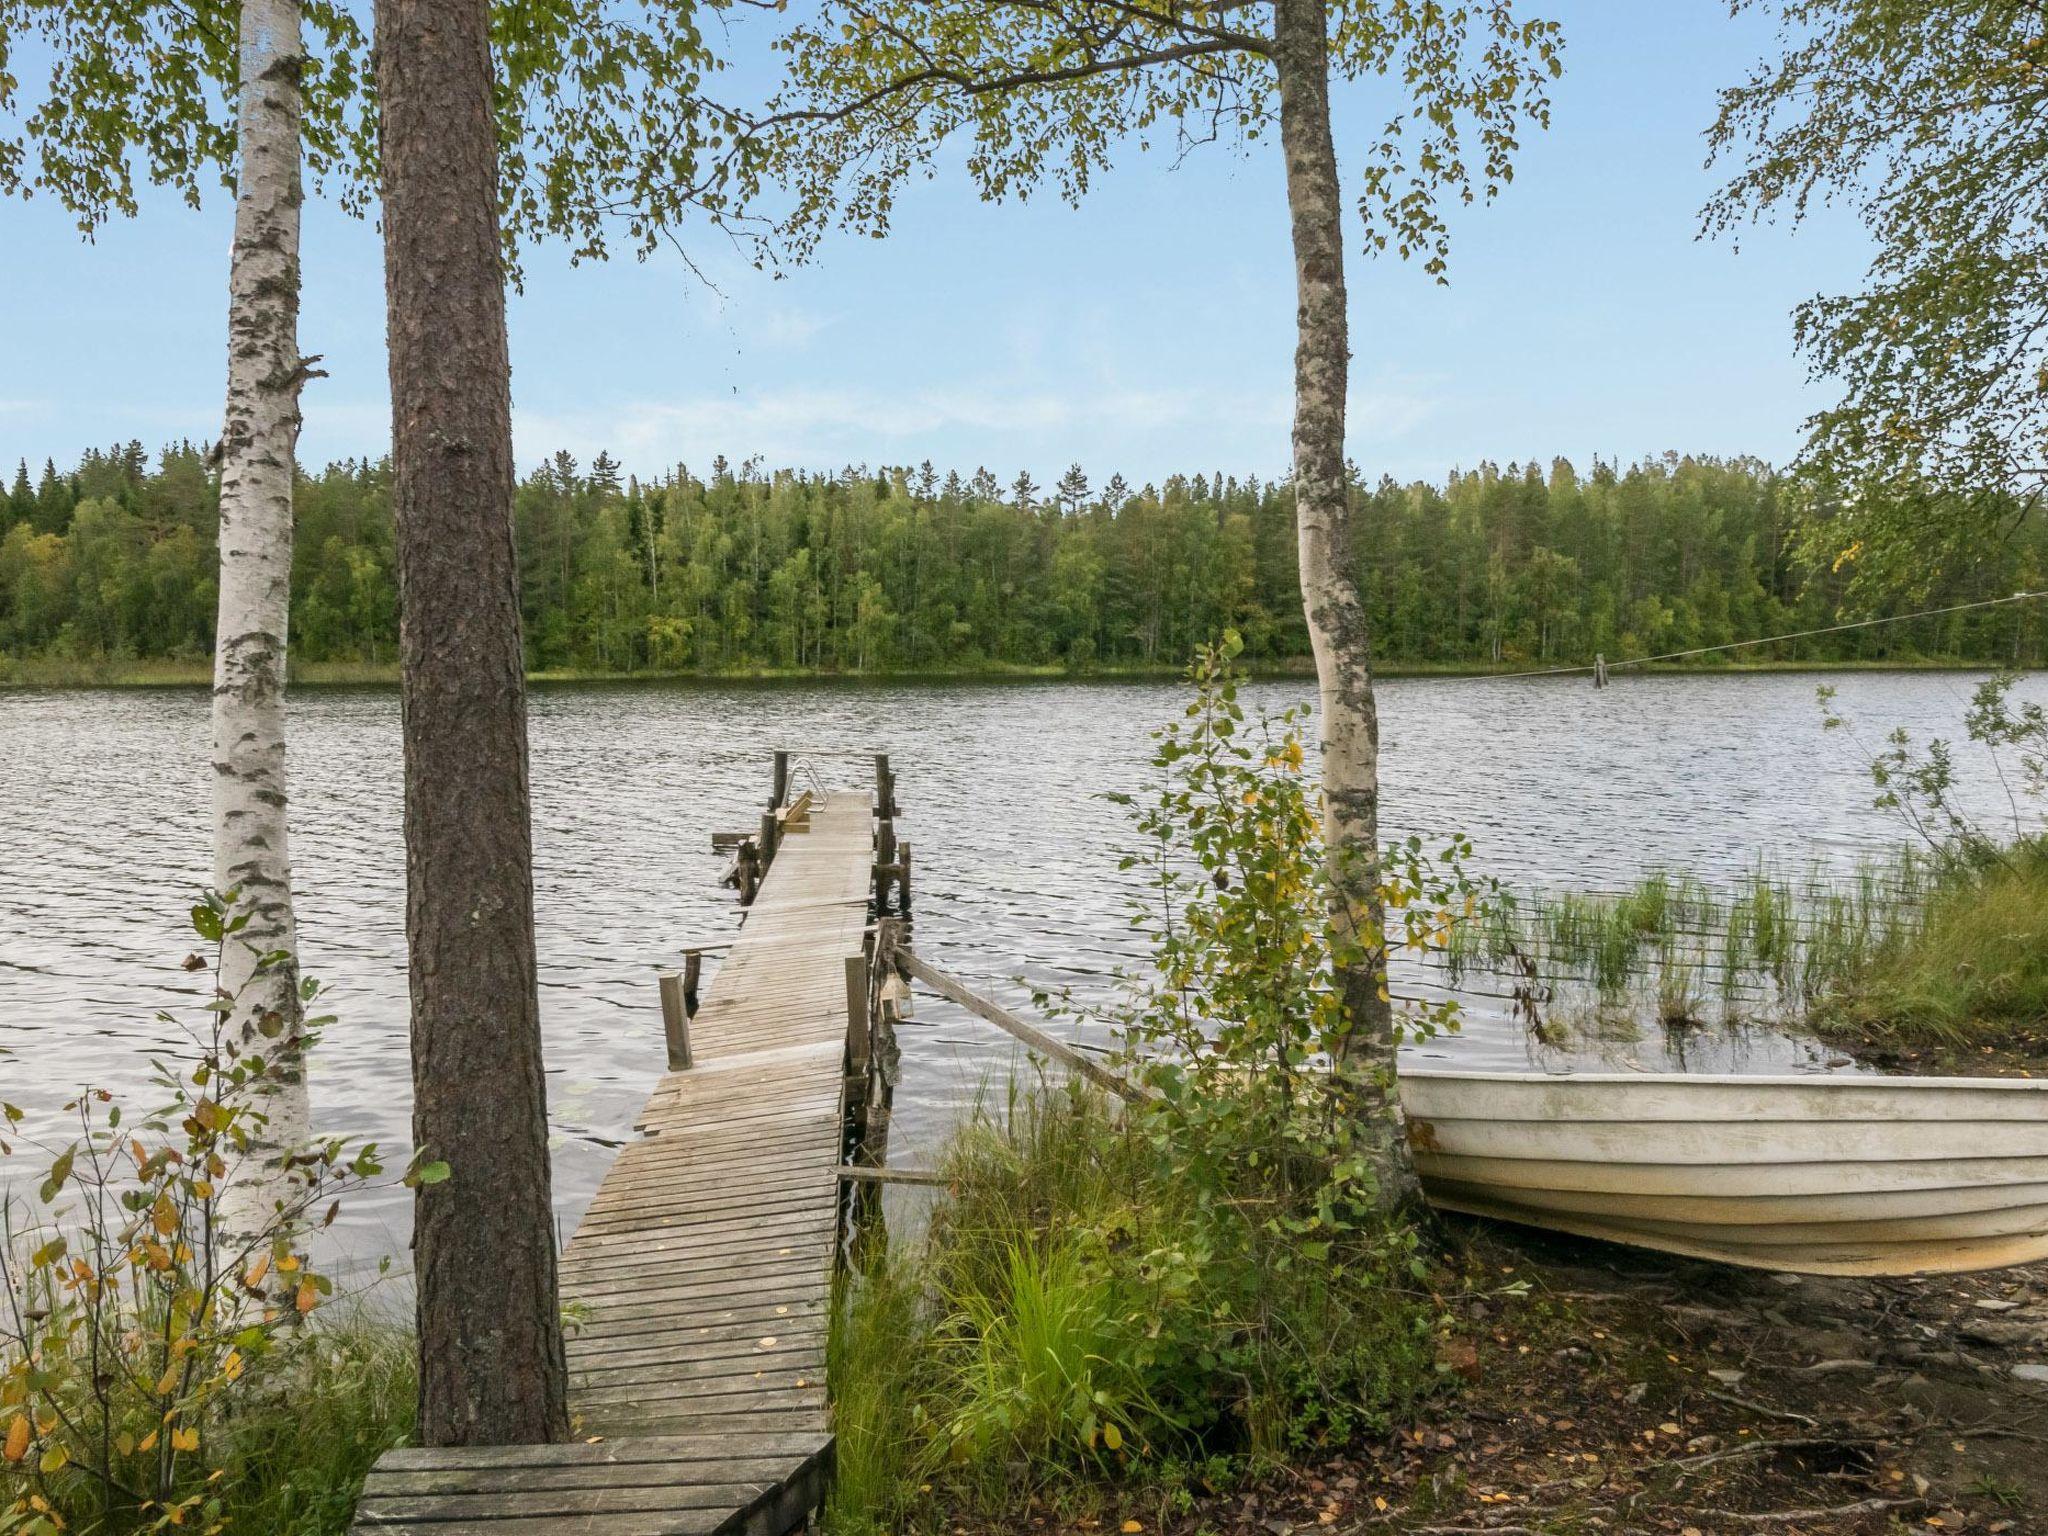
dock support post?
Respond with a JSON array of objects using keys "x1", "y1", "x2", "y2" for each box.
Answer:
[
  {"x1": 875, "y1": 753, "x2": 897, "y2": 820},
  {"x1": 683, "y1": 949, "x2": 703, "y2": 1017},
  {"x1": 760, "y1": 809, "x2": 780, "y2": 870},
  {"x1": 844, "y1": 952, "x2": 871, "y2": 1077},
  {"x1": 1595, "y1": 653, "x2": 1608, "y2": 688},
  {"x1": 771, "y1": 749, "x2": 790, "y2": 808},
  {"x1": 874, "y1": 814, "x2": 899, "y2": 914},
  {"x1": 659, "y1": 971, "x2": 694, "y2": 1070},
  {"x1": 898, "y1": 841, "x2": 912, "y2": 915},
  {"x1": 849, "y1": 919, "x2": 904, "y2": 1261}
]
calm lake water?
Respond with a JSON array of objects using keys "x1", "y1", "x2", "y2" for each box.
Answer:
[{"x1": 1, "y1": 670, "x2": 2040, "y2": 1268}]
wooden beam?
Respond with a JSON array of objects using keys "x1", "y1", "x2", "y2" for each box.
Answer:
[
  {"x1": 898, "y1": 951, "x2": 1151, "y2": 1104},
  {"x1": 837, "y1": 1165, "x2": 949, "y2": 1187},
  {"x1": 844, "y1": 953, "x2": 870, "y2": 1076},
  {"x1": 658, "y1": 972, "x2": 694, "y2": 1070}
]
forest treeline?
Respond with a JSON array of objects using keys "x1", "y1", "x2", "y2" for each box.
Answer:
[{"x1": 3, "y1": 443, "x2": 2043, "y2": 676}]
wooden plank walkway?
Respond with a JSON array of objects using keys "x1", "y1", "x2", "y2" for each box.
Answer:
[{"x1": 352, "y1": 789, "x2": 876, "y2": 1535}]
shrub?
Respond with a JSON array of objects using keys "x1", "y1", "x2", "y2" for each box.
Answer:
[
  {"x1": 825, "y1": 639, "x2": 1467, "y2": 1529},
  {"x1": 1, "y1": 893, "x2": 418, "y2": 1535}
]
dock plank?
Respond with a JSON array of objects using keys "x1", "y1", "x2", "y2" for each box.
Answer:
[{"x1": 349, "y1": 789, "x2": 874, "y2": 1535}]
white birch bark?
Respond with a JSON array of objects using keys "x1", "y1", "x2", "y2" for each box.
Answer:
[
  {"x1": 1273, "y1": 0, "x2": 1417, "y2": 1206},
  {"x1": 214, "y1": 0, "x2": 311, "y2": 1242}
]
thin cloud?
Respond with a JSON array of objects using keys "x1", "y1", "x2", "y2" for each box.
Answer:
[{"x1": 514, "y1": 379, "x2": 1303, "y2": 474}]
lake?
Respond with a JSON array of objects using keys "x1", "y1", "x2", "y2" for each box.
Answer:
[{"x1": 1, "y1": 670, "x2": 2038, "y2": 1268}]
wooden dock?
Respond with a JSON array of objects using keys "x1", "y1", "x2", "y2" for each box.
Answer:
[{"x1": 352, "y1": 775, "x2": 893, "y2": 1534}]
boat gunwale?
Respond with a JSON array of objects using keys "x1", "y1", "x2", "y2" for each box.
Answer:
[{"x1": 1399, "y1": 1067, "x2": 2048, "y2": 1091}]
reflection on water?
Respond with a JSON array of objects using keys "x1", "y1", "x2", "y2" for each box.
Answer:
[{"x1": 0, "y1": 670, "x2": 2037, "y2": 1266}]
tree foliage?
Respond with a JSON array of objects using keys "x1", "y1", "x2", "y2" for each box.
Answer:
[
  {"x1": 0, "y1": 0, "x2": 757, "y2": 260},
  {"x1": 759, "y1": 1, "x2": 1561, "y2": 278},
  {"x1": 5, "y1": 443, "x2": 2043, "y2": 676},
  {"x1": 1704, "y1": 0, "x2": 2048, "y2": 593}
]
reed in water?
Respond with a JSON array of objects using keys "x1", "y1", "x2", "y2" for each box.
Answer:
[{"x1": 1445, "y1": 842, "x2": 2047, "y2": 1051}]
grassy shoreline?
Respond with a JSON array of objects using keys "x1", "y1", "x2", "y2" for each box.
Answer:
[{"x1": 2, "y1": 654, "x2": 2036, "y2": 689}]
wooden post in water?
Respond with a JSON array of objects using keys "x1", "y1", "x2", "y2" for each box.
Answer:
[
  {"x1": 771, "y1": 749, "x2": 789, "y2": 809},
  {"x1": 682, "y1": 950, "x2": 703, "y2": 1017},
  {"x1": 875, "y1": 753, "x2": 897, "y2": 820},
  {"x1": 850, "y1": 919, "x2": 905, "y2": 1260},
  {"x1": 874, "y1": 813, "x2": 898, "y2": 914},
  {"x1": 658, "y1": 971, "x2": 694, "y2": 1070},
  {"x1": 1594, "y1": 653, "x2": 1608, "y2": 688},
  {"x1": 898, "y1": 841, "x2": 913, "y2": 915},
  {"x1": 760, "y1": 809, "x2": 780, "y2": 870}
]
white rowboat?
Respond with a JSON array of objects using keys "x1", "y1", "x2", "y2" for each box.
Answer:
[{"x1": 1397, "y1": 1069, "x2": 2048, "y2": 1276}]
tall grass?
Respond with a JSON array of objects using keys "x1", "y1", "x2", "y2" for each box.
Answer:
[
  {"x1": 208, "y1": 1310, "x2": 416, "y2": 1536},
  {"x1": 822, "y1": 1080, "x2": 1441, "y2": 1533},
  {"x1": 1814, "y1": 842, "x2": 2048, "y2": 1048}
]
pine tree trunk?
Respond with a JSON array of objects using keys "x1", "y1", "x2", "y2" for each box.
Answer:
[
  {"x1": 376, "y1": 0, "x2": 570, "y2": 1445},
  {"x1": 1272, "y1": 0, "x2": 1417, "y2": 1207},
  {"x1": 214, "y1": 0, "x2": 310, "y2": 1242}
]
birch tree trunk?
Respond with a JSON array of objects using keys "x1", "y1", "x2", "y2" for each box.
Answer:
[
  {"x1": 1272, "y1": 0, "x2": 1417, "y2": 1207},
  {"x1": 376, "y1": 0, "x2": 571, "y2": 1445},
  {"x1": 215, "y1": 0, "x2": 310, "y2": 1242}
]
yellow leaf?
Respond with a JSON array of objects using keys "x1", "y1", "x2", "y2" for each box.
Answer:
[
  {"x1": 1122, "y1": 1522, "x2": 1143, "y2": 1533},
  {"x1": 3, "y1": 1414, "x2": 29, "y2": 1463},
  {"x1": 1103, "y1": 1423, "x2": 1123, "y2": 1451},
  {"x1": 172, "y1": 1425, "x2": 200, "y2": 1453},
  {"x1": 222, "y1": 1350, "x2": 244, "y2": 1382},
  {"x1": 295, "y1": 1277, "x2": 318, "y2": 1315},
  {"x1": 137, "y1": 1429, "x2": 160, "y2": 1453},
  {"x1": 152, "y1": 1193, "x2": 179, "y2": 1237},
  {"x1": 243, "y1": 1253, "x2": 270, "y2": 1289}
]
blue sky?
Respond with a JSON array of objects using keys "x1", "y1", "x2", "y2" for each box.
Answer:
[{"x1": 0, "y1": 0, "x2": 1867, "y2": 487}]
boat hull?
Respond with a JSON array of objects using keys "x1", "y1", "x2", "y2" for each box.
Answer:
[{"x1": 1398, "y1": 1069, "x2": 2048, "y2": 1276}]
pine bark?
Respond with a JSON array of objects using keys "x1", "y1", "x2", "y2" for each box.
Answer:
[
  {"x1": 1272, "y1": 0, "x2": 1417, "y2": 1205},
  {"x1": 214, "y1": 0, "x2": 310, "y2": 1241},
  {"x1": 375, "y1": 0, "x2": 570, "y2": 1444}
]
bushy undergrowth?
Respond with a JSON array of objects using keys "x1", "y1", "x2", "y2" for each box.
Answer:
[
  {"x1": 2, "y1": 896, "x2": 419, "y2": 1535},
  {"x1": 826, "y1": 640, "x2": 1462, "y2": 1532}
]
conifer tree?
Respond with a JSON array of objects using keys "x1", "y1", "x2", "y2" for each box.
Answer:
[
  {"x1": 1057, "y1": 462, "x2": 1091, "y2": 517},
  {"x1": 4, "y1": 460, "x2": 31, "y2": 531}
]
